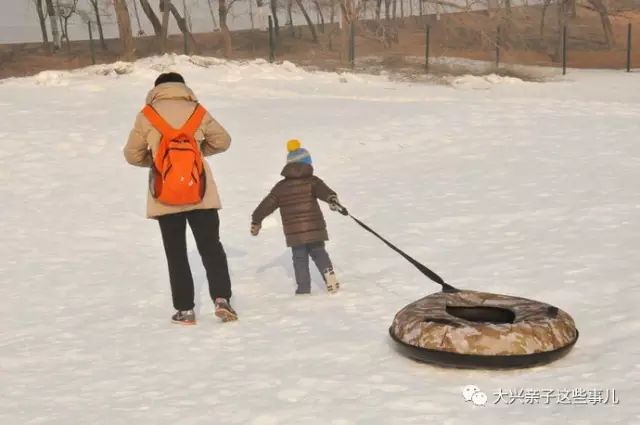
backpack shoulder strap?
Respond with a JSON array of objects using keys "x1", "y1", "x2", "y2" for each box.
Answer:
[
  {"x1": 142, "y1": 105, "x2": 175, "y2": 137},
  {"x1": 180, "y1": 104, "x2": 208, "y2": 136}
]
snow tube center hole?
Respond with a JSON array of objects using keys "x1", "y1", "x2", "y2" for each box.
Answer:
[{"x1": 446, "y1": 306, "x2": 515, "y2": 324}]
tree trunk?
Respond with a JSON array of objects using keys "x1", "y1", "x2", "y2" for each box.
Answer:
[
  {"x1": 287, "y1": 0, "x2": 294, "y2": 36},
  {"x1": 206, "y1": 0, "x2": 219, "y2": 30},
  {"x1": 132, "y1": 0, "x2": 145, "y2": 35},
  {"x1": 540, "y1": 0, "x2": 552, "y2": 36},
  {"x1": 249, "y1": 0, "x2": 255, "y2": 29},
  {"x1": 35, "y1": 0, "x2": 51, "y2": 51},
  {"x1": 168, "y1": 1, "x2": 200, "y2": 52},
  {"x1": 184, "y1": 0, "x2": 193, "y2": 31},
  {"x1": 219, "y1": 0, "x2": 233, "y2": 57},
  {"x1": 330, "y1": 0, "x2": 336, "y2": 25},
  {"x1": 376, "y1": 0, "x2": 382, "y2": 20},
  {"x1": 385, "y1": 0, "x2": 390, "y2": 20},
  {"x1": 114, "y1": 0, "x2": 136, "y2": 59},
  {"x1": 295, "y1": 0, "x2": 319, "y2": 42},
  {"x1": 392, "y1": 0, "x2": 397, "y2": 20},
  {"x1": 139, "y1": 0, "x2": 162, "y2": 35},
  {"x1": 313, "y1": 0, "x2": 325, "y2": 33},
  {"x1": 270, "y1": 0, "x2": 280, "y2": 36},
  {"x1": 45, "y1": 0, "x2": 61, "y2": 49},
  {"x1": 90, "y1": 0, "x2": 108, "y2": 50},
  {"x1": 63, "y1": 17, "x2": 71, "y2": 53},
  {"x1": 588, "y1": 0, "x2": 615, "y2": 47},
  {"x1": 161, "y1": 0, "x2": 171, "y2": 53},
  {"x1": 569, "y1": 0, "x2": 577, "y2": 17},
  {"x1": 55, "y1": 0, "x2": 65, "y2": 46},
  {"x1": 340, "y1": 3, "x2": 348, "y2": 63}
]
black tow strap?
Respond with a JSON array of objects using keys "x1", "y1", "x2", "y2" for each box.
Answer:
[{"x1": 336, "y1": 204, "x2": 458, "y2": 293}]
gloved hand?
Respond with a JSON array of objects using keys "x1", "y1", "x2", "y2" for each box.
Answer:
[
  {"x1": 328, "y1": 195, "x2": 348, "y2": 216},
  {"x1": 250, "y1": 222, "x2": 261, "y2": 236},
  {"x1": 328, "y1": 195, "x2": 340, "y2": 211}
]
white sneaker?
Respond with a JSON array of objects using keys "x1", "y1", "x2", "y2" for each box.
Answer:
[{"x1": 324, "y1": 269, "x2": 340, "y2": 294}]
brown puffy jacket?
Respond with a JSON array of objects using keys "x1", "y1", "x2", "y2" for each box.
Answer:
[
  {"x1": 252, "y1": 163, "x2": 337, "y2": 247},
  {"x1": 123, "y1": 83, "x2": 231, "y2": 218}
]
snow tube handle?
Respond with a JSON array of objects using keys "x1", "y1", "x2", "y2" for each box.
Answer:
[{"x1": 335, "y1": 202, "x2": 458, "y2": 292}]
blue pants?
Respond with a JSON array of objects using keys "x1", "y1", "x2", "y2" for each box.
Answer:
[{"x1": 291, "y1": 242, "x2": 333, "y2": 292}]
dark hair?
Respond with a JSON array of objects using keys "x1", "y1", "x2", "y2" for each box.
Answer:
[{"x1": 154, "y1": 72, "x2": 185, "y2": 87}]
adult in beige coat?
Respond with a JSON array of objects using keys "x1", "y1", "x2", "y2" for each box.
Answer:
[{"x1": 124, "y1": 72, "x2": 237, "y2": 324}]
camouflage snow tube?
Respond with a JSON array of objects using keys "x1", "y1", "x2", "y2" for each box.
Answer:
[{"x1": 389, "y1": 290, "x2": 579, "y2": 368}]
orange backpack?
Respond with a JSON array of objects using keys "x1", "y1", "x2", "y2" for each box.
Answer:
[{"x1": 142, "y1": 104, "x2": 207, "y2": 206}]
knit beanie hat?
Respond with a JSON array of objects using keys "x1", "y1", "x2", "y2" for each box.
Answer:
[{"x1": 286, "y1": 139, "x2": 312, "y2": 165}]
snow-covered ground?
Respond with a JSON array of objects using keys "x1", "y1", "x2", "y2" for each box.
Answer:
[{"x1": 1, "y1": 56, "x2": 638, "y2": 424}]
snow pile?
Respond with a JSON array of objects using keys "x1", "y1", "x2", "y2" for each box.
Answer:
[
  {"x1": 33, "y1": 70, "x2": 70, "y2": 86},
  {"x1": 1, "y1": 57, "x2": 638, "y2": 424},
  {"x1": 446, "y1": 73, "x2": 526, "y2": 89}
]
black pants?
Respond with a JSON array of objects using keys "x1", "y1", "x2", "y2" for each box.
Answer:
[{"x1": 158, "y1": 209, "x2": 232, "y2": 311}]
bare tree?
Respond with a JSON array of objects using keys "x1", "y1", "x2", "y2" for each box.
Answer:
[
  {"x1": 45, "y1": 0, "x2": 62, "y2": 49},
  {"x1": 295, "y1": 0, "x2": 319, "y2": 42},
  {"x1": 219, "y1": 0, "x2": 233, "y2": 57},
  {"x1": 131, "y1": 0, "x2": 146, "y2": 35},
  {"x1": 56, "y1": 0, "x2": 79, "y2": 52},
  {"x1": 249, "y1": 0, "x2": 255, "y2": 29},
  {"x1": 313, "y1": 0, "x2": 325, "y2": 32},
  {"x1": 287, "y1": 0, "x2": 294, "y2": 36},
  {"x1": 161, "y1": 0, "x2": 171, "y2": 53},
  {"x1": 330, "y1": 0, "x2": 336, "y2": 25},
  {"x1": 270, "y1": 0, "x2": 280, "y2": 36},
  {"x1": 33, "y1": 0, "x2": 51, "y2": 51},
  {"x1": 114, "y1": 0, "x2": 136, "y2": 58},
  {"x1": 184, "y1": 0, "x2": 193, "y2": 31},
  {"x1": 167, "y1": 0, "x2": 200, "y2": 52},
  {"x1": 588, "y1": 0, "x2": 615, "y2": 46},
  {"x1": 339, "y1": 0, "x2": 362, "y2": 62},
  {"x1": 88, "y1": 0, "x2": 107, "y2": 50},
  {"x1": 540, "y1": 0, "x2": 552, "y2": 36},
  {"x1": 139, "y1": 0, "x2": 163, "y2": 35},
  {"x1": 206, "y1": 0, "x2": 219, "y2": 30}
]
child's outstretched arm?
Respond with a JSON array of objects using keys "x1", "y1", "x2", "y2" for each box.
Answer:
[
  {"x1": 251, "y1": 190, "x2": 280, "y2": 236},
  {"x1": 311, "y1": 176, "x2": 338, "y2": 204}
]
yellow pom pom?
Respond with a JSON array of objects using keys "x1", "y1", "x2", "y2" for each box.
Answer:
[{"x1": 287, "y1": 139, "x2": 301, "y2": 152}]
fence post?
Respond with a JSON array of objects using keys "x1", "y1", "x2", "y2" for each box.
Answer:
[
  {"x1": 627, "y1": 23, "x2": 632, "y2": 72},
  {"x1": 562, "y1": 24, "x2": 567, "y2": 75},
  {"x1": 88, "y1": 21, "x2": 96, "y2": 65},
  {"x1": 425, "y1": 24, "x2": 430, "y2": 72},
  {"x1": 268, "y1": 16, "x2": 275, "y2": 63},
  {"x1": 350, "y1": 22, "x2": 356, "y2": 68},
  {"x1": 495, "y1": 25, "x2": 500, "y2": 70}
]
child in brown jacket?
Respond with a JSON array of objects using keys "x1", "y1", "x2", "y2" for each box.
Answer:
[{"x1": 251, "y1": 140, "x2": 342, "y2": 294}]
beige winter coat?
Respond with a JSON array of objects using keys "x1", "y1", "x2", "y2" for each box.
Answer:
[{"x1": 124, "y1": 83, "x2": 231, "y2": 218}]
